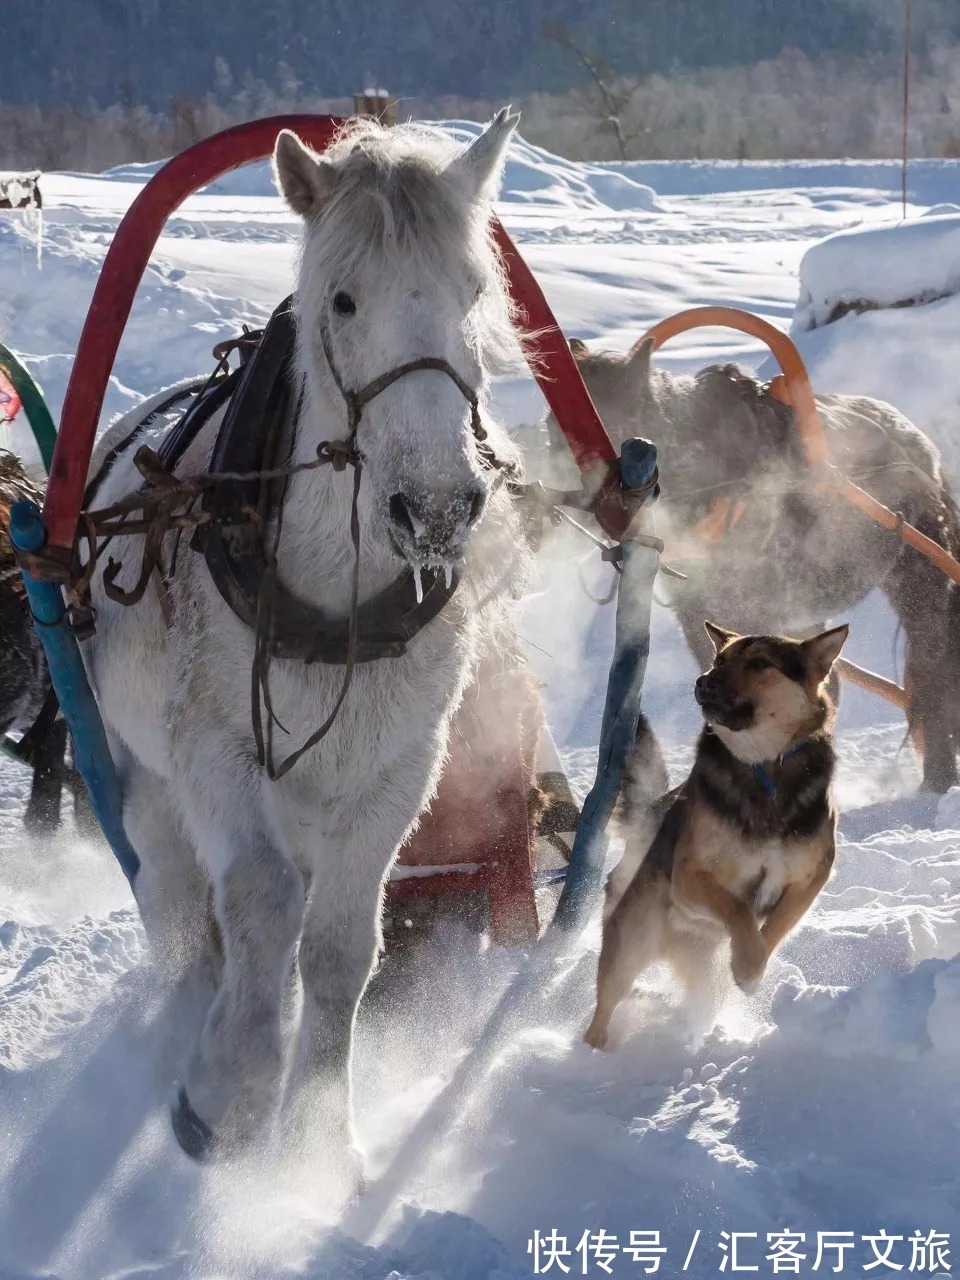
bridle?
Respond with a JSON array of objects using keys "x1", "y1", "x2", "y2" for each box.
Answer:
[
  {"x1": 316, "y1": 320, "x2": 497, "y2": 467},
  {"x1": 251, "y1": 317, "x2": 513, "y2": 780}
]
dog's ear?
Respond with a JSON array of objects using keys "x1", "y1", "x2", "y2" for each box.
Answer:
[
  {"x1": 802, "y1": 624, "x2": 849, "y2": 681},
  {"x1": 704, "y1": 620, "x2": 739, "y2": 653},
  {"x1": 568, "y1": 337, "x2": 589, "y2": 357}
]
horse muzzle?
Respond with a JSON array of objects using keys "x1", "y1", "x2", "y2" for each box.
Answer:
[{"x1": 387, "y1": 482, "x2": 487, "y2": 565}]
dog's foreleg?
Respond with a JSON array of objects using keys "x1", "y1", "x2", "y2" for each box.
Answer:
[
  {"x1": 585, "y1": 940, "x2": 637, "y2": 1051},
  {"x1": 585, "y1": 876, "x2": 667, "y2": 1050},
  {"x1": 761, "y1": 847, "x2": 834, "y2": 956},
  {"x1": 673, "y1": 866, "x2": 766, "y2": 993}
]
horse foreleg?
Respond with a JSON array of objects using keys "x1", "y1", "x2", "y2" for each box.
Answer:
[
  {"x1": 286, "y1": 851, "x2": 383, "y2": 1184},
  {"x1": 23, "y1": 715, "x2": 67, "y2": 835},
  {"x1": 123, "y1": 762, "x2": 220, "y2": 992},
  {"x1": 174, "y1": 775, "x2": 305, "y2": 1160},
  {"x1": 288, "y1": 786, "x2": 428, "y2": 1183},
  {"x1": 884, "y1": 552, "x2": 958, "y2": 792}
]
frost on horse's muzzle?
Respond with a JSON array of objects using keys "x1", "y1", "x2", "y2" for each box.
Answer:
[{"x1": 387, "y1": 480, "x2": 488, "y2": 572}]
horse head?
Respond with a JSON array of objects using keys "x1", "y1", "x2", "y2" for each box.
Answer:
[
  {"x1": 565, "y1": 335, "x2": 658, "y2": 448},
  {"x1": 273, "y1": 111, "x2": 523, "y2": 574}
]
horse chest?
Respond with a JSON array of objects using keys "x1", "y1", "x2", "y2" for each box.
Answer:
[{"x1": 269, "y1": 630, "x2": 470, "y2": 786}]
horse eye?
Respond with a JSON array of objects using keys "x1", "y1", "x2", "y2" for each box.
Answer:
[{"x1": 333, "y1": 291, "x2": 356, "y2": 316}]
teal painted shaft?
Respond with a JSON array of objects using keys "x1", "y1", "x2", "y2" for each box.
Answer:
[
  {"x1": 554, "y1": 437, "x2": 660, "y2": 931},
  {"x1": 9, "y1": 499, "x2": 139, "y2": 889}
]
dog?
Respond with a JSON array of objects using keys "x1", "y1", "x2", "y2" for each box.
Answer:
[{"x1": 585, "y1": 621, "x2": 848, "y2": 1051}]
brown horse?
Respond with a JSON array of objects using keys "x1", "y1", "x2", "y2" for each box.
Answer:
[{"x1": 560, "y1": 337, "x2": 960, "y2": 792}]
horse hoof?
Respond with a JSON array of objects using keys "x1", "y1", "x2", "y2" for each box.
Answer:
[
  {"x1": 171, "y1": 1085, "x2": 217, "y2": 1162},
  {"x1": 23, "y1": 808, "x2": 61, "y2": 836}
]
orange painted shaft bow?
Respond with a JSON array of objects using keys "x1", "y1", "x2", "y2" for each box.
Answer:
[
  {"x1": 639, "y1": 305, "x2": 960, "y2": 589},
  {"x1": 636, "y1": 305, "x2": 960, "y2": 714}
]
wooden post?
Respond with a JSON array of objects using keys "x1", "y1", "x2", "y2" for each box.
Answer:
[{"x1": 351, "y1": 89, "x2": 397, "y2": 125}]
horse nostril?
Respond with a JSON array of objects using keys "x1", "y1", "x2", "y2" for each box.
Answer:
[
  {"x1": 389, "y1": 493, "x2": 415, "y2": 537},
  {"x1": 466, "y1": 488, "x2": 486, "y2": 527},
  {"x1": 390, "y1": 488, "x2": 484, "y2": 545}
]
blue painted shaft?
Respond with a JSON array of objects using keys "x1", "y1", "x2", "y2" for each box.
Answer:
[
  {"x1": 554, "y1": 438, "x2": 660, "y2": 932},
  {"x1": 9, "y1": 500, "x2": 140, "y2": 889}
]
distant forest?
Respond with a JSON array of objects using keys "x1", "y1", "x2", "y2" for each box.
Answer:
[
  {"x1": 6, "y1": 0, "x2": 957, "y2": 109},
  {"x1": 5, "y1": 1, "x2": 960, "y2": 169}
]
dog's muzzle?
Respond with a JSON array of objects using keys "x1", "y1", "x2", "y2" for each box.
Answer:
[{"x1": 695, "y1": 675, "x2": 755, "y2": 730}]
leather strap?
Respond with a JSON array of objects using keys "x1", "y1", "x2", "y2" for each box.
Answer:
[{"x1": 197, "y1": 296, "x2": 459, "y2": 664}]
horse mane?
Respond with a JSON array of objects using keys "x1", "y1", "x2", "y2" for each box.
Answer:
[{"x1": 298, "y1": 118, "x2": 525, "y2": 374}]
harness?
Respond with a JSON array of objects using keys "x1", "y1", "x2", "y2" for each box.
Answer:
[
  {"x1": 194, "y1": 298, "x2": 474, "y2": 665},
  {"x1": 81, "y1": 295, "x2": 518, "y2": 778}
]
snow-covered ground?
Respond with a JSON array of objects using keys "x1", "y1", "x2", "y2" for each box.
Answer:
[{"x1": 0, "y1": 130, "x2": 958, "y2": 1279}]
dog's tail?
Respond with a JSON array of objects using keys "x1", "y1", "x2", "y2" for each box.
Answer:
[
  {"x1": 604, "y1": 783, "x2": 684, "y2": 921},
  {"x1": 531, "y1": 716, "x2": 669, "y2": 909},
  {"x1": 603, "y1": 716, "x2": 672, "y2": 920},
  {"x1": 611, "y1": 713, "x2": 669, "y2": 834}
]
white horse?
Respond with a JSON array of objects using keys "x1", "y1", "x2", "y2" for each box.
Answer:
[{"x1": 83, "y1": 111, "x2": 529, "y2": 1176}]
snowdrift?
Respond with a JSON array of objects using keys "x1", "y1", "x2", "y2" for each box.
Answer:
[
  {"x1": 601, "y1": 156, "x2": 960, "y2": 203},
  {"x1": 795, "y1": 213, "x2": 960, "y2": 330},
  {"x1": 756, "y1": 212, "x2": 960, "y2": 473},
  {"x1": 191, "y1": 120, "x2": 662, "y2": 215}
]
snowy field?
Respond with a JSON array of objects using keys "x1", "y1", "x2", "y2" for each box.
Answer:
[{"x1": 0, "y1": 126, "x2": 958, "y2": 1278}]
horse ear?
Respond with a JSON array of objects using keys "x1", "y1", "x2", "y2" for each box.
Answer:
[
  {"x1": 569, "y1": 337, "x2": 589, "y2": 357},
  {"x1": 627, "y1": 336, "x2": 655, "y2": 382},
  {"x1": 704, "y1": 620, "x2": 738, "y2": 652},
  {"x1": 449, "y1": 106, "x2": 520, "y2": 201},
  {"x1": 802, "y1": 624, "x2": 849, "y2": 681},
  {"x1": 273, "y1": 130, "x2": 336, "y2": 218}
]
